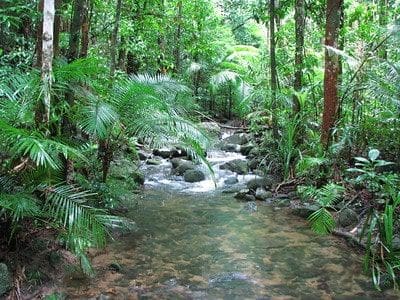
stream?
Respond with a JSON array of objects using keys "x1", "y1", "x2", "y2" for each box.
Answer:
[{"x1": 64, "y1": 137, "x2": 397, "y2": 299}]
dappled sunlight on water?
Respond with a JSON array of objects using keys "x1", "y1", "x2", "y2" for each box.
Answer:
[{"x1": 64, "y1": 190, "x2": 397, "y2": 299}]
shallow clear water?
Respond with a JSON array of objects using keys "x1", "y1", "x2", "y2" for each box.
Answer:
[
  {"x1": 65, "y1": 189, "x2": 396, "y2": 299},
  {"x1": 64, "y1": 147, "x2": 397, "y2": 299}
]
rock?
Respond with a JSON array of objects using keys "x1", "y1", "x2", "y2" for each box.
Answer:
[
  {"x1": 98, "y1": 294, "x2": 111, "y2": 300},
  {"x1": 246, "y1": 177, "x2": 274, "y2": 191},
  {"x1": 292, "y1": 204, "x2": 320, "y2": 218},
  {"x1": 146, "y1": 158, "x2": 162, "y2": 165},
  {"x1": 337, "y1": 208, "x2": 359, "y2": 227},
  {"x1": 171, "y1": 158, "x2": 196, "y2": 175},
  {"x1": 137, "y1": 151, "x2": 150, "y2": 160},
  {"x1": 248, "y1": 147, "x2": 261, "y2": 158},
  {"x1": 223, "y1": 133, "x2": 249, "y2": 145},
  {"x1": 240, "y1": 144, "x2": 254, "y2": 156},
  {"x1": 244, "y1": 194, "x2": 256, "y2": 202},
  {"x1": 224, "y1": 176, "x2": 238, "y2": 185},
  {"x1": 248, "y1": 158, "x2": 261, "y2": 170},
  {"x1": 234, "y1": 189, "x2": 250, "y2": 200},
  {"x1": 242, "y1": 201, "x2": 258, "y2": 213},
  {"x1": 183, "y1": 169, "x2": 205, "y2": 182},
  {"x1": 201, "y1": 122, "x2": 221, "y2": 137},
  {"x1": 220, "y1": 143, "x2": 241, "y2": 153},
  {"x1": 132, "y1": 171, "x2": 145, "y2": 185},
  {"x1": 220, "y1": 159, "x2": 248, "y2": 175},
  {"x1": 0, "y1": 263, "x2": 11, "y2": 297},
  {"x1": 222, "y1": 186, "x2": 244, "y2": 194},
  {"x1": 153, "y1": 148, "x2": 179, "y2": 159},
  {"x1": 275, "y1": 193, "x2": 289, "y2": 199},
  {"x1": 276, "y1": 198, "x2": 291, "y2": 207},
  {"x1": 110, "y1": 159, "x2": 144, "y2": 185},
  {"x1": 209, "y1": 272, "x2": 250, "y2": 285},
  {"x1": 109, "y1": 262, "x2": 123, "y2": 272},
  {"x1": 255, "y1": 188, "x2": 272, "y2": 200}
]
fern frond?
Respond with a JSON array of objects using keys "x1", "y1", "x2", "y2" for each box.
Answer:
[{"x1": 308, "y1": 208, "x2": 336, "y2": 235}]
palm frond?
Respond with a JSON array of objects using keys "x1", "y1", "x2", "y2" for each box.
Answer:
[
  {"x1": 0, "y1": 119, "x2": 85, "y2": 169},
  {"x1": 308, "y1": 208, "x2": 336, "y2": 235}
]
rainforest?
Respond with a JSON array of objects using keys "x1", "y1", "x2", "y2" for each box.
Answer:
[{"x1": 0, "y1": 0, "x2": 400, "y2": 299}]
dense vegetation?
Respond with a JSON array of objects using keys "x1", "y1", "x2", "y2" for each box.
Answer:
[{"x1": 1, "y1": 0, "x2": 399, "y2": 296}]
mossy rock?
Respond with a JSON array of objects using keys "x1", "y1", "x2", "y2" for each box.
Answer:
[
  {"x1": 183, "y1": 169, "x2": 205, "y2": 182},
  {"x1": 0, "y1": 263, "x2": 12, "y2": 296}
]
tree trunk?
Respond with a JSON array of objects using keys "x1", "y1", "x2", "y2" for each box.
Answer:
[
  {"x1": 110, "y1": 0, "x2": 123, "y2": 78},
  {"x1": 321, "y1": 0, "x2": 343, "y2": 148},
  {"x1": 53, "y1": 0, "x2": 62, "y2": 58},
  {"x1": 378, "y1": 0, "x2": 388, "y2": 59},
  {"x1": 173, "y1": 0, "x2": 183, "y2": 74},
  {"x1": 35, "y1": 0, "x2": 44, "y2": 67},
  {"x1": 293, "y1": 0, "x2": 305, "y2": 114},
  {"x1": 79, "y1": 0, "x2": 90, "y2": 58},
  {"x1": 67, "y1": 0, "x2": 85, "y2": 62},
  {"x1": 269, "y1": 0, "x2": 278, "y2": 138}
]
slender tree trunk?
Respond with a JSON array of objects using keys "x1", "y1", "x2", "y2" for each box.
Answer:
[
  {"x1": 378, "y1": 0, "x2": 388, "y2": 59},
  {"x1": 110, "y1": 0, "x2": 123, "y2": 78},
  {"x1": 35, "y1": 0, "x2": 44, "y2": 67},
  {"x1": 36, "y1": 0, "x2": 55, "y2": 130},
  {"x1": 67, "y1": 0, "x2": 85, "y2": 62},
  {"x1": 118, "y1": 37, "x2": 127, "y2": 71},
  {"x1": 321, "y1": 0, "x2": 343, "y2": 148},
  {"x1": 53, "y1": 0, "x2": 62, "y2": 58},
  {"x1": 293, "y1": 0, "x2": 305, "y2": 114},
  {"x1": 173, "y1": 0, "x2": 183, "y2": 74},
  {"x1": 269, "y1": 0, "x2": 278, "y2": 138},
  {"x1": 79, "y1": 0, "x2": 90, "y2": 58}
]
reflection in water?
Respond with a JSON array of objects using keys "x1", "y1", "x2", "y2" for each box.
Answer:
[{"x1": 65, "y1": 190, "x2": 396, "y2": 299}]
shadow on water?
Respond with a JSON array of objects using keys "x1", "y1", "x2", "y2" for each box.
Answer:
[{"x1": 65, "y1": 189, "x2": 397, "y2": 299}]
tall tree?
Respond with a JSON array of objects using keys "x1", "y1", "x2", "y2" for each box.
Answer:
[
  {"x1": 40, "y1": 0, "x2": 55, "y2": 127},
  {"x1": 173, "y1": 0, "x2": 183, "y2": 73},
  {"x1": 321, "y1": 0, "x2": 343, "y2": 148},
  {"x1": 35, "y1": 0, "x2": 44, "y2": 67},
  {"x1": 269, "y1": 0, "x2": 278, "y2": 138},
  {"x1": 53, "y1": 0, "x2": 63, "y2": 58},
  {"x1": 67, "y1": 0, "x2": 85, "y2": 61},
  {"x1": 293, "y1": 0, "x2": 305, "y2": 114},
  {"x1": 110, "y1": 0, "x2": 123, "y2": 78},
  {"x1": 80, "y1": 0, "x2": 90, "y2": 58}
]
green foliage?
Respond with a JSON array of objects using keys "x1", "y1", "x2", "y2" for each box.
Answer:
[{"x1": 298, "y1": 183, "x2": 345, "y2": 235}]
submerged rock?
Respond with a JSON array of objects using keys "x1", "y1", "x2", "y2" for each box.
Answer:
[
  {"x1": 234, "y1": 189, "x2": 250, "y2": 200},
  {"x1": 0, "y1": 263, "x2": 11, "y2": 297},
  {"x1": 209, "y1": 272, "x2": 251, "y2": 285},
  {"x1": 183, "y1": 169, "x2": 205, "y2": 182},
  {"x1": 224, "y1": 176, "x2": 238, "y2": 185},
  {"x1": 242, "y1": 201, "x2": 258, "y2": 213},
  {"x1": 146, "y1": 158, "x2": 163, "y2": 165},
  {"x1": 292, "y1": 204, "x2": 320, "y2": 218},
  {"x1": 220, "y1": 159, "x2": 248, "y2": 175}
]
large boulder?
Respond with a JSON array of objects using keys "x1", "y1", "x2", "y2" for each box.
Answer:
[
  {"x1": 220, "y1": 159, "x2": 248, "y2": 175},
  {"x1": 292, "y1": 204, "x2": 320, "y2": 218},
  {"x1": 171, "y1": 158, "x2": 196, "y2": 175},
  {"x1": 153, "y1": 148, "x2": 180, "y2": 159},
  {"x1": 240, "y1": 144, "x2": 255, "y2": 156},
  {"x1": 223, "y1": 133, "x2": 249, "y2": 145},
  {"x1": 110, "y1": 159, "x2": 144, "y2": 185},
  {"x1": 255, "y1": 188, "x2": 272, "y2": 201},
  {"x1": 0, "y1": 263, "x2": 11, "y2": 297},
  {"x1": 201, "y1": 122, "x2": 221, "y2": 137},
  {"x1": 183, "y1": 169, "x2": 206, "y2": 182},
  {"x1": 246, "y1": 176, "x2": 275, "y2": 191},
  {"x1": 220, "y1": 143, "x2": 241, "y2": 153},
  {"x1": 224, "y1": 176, "x2": 239, "y2": 185},
  {"x1": 337, "y1": 208, "x2": 359, "y2": 228}
]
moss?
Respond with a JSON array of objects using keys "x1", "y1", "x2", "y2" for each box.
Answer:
[{"x1": 0, "y1": 263, "x2": 12, "y2": 296}]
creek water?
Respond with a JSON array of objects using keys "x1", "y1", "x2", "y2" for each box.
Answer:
[{"x1": 64, "y1": 148, "x2": 396, "y2": 299}]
